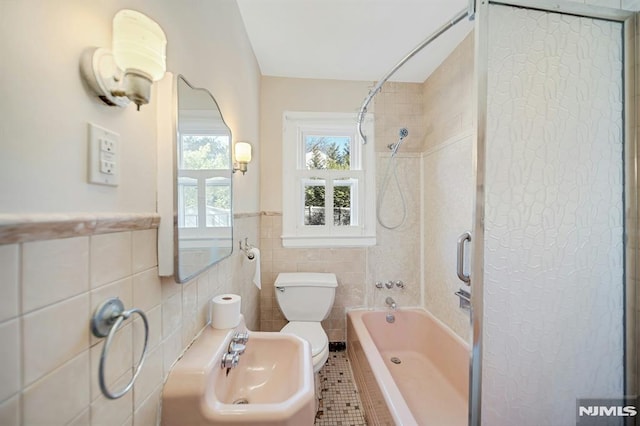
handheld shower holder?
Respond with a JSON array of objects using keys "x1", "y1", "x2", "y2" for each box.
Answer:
[{"x1": 387, "y1": 128, "x2": 409, "y2": 156}]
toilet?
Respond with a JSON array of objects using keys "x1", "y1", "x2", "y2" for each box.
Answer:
[{"x1": 274, "y1": 272, "x2": 338, "y2": 373}]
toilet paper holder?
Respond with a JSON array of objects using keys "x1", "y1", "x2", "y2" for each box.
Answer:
[
  {"x1": 91, "y1": 297, "x2": 149, "y2": 400},
  {"x1": 239, "y1": 237, "x2": 255, "y2": 259}
]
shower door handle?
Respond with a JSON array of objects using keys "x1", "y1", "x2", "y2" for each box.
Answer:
[{"x1": 456, "y1": 232, "x2": 471, "y2": 284}]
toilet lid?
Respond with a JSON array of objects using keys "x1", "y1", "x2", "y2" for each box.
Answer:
[{"x1": 281, "y1": 322, "x2": 328, "y2": 357}]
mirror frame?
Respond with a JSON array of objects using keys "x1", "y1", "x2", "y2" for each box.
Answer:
[{"x1": 157, "y1": 73, "x2": 234, "y2": 283}]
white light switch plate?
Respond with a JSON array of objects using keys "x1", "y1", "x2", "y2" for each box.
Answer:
[{"x1": 88, "y1": 123, "x2": 119, "y2": 186}]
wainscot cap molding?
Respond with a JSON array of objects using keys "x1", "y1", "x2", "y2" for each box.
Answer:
[{"x1": 0, "y1": 213, "x2": 160, "y2": 244}]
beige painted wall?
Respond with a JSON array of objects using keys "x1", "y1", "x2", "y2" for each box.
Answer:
[
  {"x1": 0, "y1": 0, "x2": 260, "y2": 214},
  {"x1": 257, "y1": 35, "x2": 476, "y2": 342},
  {"x1": 259, "y1": 76, "x2": 371, "y2": 212},
  {"x1": 0, "y1": 1, "x2": 261, "y2": 424},
  {"x1": 258, "y1": 76, "x2": 428, "y2": 339},
  {"x1": 258, "y1": 77, "x2": 371, "y2": 340}
]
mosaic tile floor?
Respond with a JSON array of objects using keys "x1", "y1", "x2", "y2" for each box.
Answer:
[{"x1": 315, "y1": 350, "x2": 368, "y2": 426}]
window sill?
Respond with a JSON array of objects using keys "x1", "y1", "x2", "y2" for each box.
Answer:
[{"x1": 281, "y1": 234, "x2": 376, "y2": 248}]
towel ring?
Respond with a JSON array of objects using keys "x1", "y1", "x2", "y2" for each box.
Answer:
[{"x1": 91, "y1": 297, "x2": 149, "y2": 400}]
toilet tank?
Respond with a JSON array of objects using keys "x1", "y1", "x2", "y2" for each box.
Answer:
[{"x1": 274, "y1": 273, "x2": 338, "y2": 321}]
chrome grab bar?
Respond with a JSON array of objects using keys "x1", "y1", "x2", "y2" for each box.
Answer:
[{"x1": 456, "y1": 232, "x2": 471, "y2": 284}]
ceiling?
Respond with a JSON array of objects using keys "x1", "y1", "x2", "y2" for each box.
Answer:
[{"x1": 236, "y1": 0, "x2": 474, "y2": 83}]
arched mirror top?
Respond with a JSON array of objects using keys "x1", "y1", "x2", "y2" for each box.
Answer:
[{"x1": 174, "y1": 75, "x2": 233, "y2": 282}]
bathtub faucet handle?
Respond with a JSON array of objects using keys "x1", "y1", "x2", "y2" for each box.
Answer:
[
  {"x1": 375, "y1": 281, "x2": 384, "y2": 289},
  {"x1": 384, "y1": 281, "x2": 394, "y2": 289},
  {"x1": 395, "y1": 280, "x2": 405, "y2": 289},
  {"x1": 385, "y1": 296, "x2": 397, "y2": 311}
]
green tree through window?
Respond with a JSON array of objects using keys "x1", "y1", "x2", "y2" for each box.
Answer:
[
  {"x1": 304, "y1": 136, "x2": 352, "y2": 226},
  {"x1": 178, "y1": 134, "x2": 231, "y2": 228}
]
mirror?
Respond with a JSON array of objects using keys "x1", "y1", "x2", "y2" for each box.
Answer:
[{"x1": 173, "y1": 75, "x2": 233, "y2": 282}]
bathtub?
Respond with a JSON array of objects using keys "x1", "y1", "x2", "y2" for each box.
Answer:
[{"x1": 347, "y1": 309, "x2": 469, "y2": 425}]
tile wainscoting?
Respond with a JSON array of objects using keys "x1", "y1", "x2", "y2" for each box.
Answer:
[
  {"x1": 0, "y1": 212, "x2": 260, "y2": 426},
  {"x1": 259, "y1": 213, "x2": 367, "y2": 341}
]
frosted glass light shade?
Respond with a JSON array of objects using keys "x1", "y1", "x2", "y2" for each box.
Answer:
[
  {"x1": 113, "y1": 10, "x2": 167, "y2": 81},
  {"x1": 235, "y1": 142, "x2": 252, "y2": 163}
]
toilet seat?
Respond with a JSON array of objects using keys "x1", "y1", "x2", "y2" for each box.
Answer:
[{"x1": 281, "y1": 321, "x2": 329, "y2": 373}]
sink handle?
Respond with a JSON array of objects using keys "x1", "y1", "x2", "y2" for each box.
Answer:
[
  {"x1": 221, "y1": 352, "x2": 240, "y2": 369},
  {"x1": 232, "y1": 331, "x2": 249, "y2": 344},
  {"x1": 229, "y1": 342, "x2": 246, "y2": 355}
]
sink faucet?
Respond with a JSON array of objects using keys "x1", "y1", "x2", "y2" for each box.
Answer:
[
  {"x1": 385, "y1": 297, "x2": 397, "y2": 310},
  {"x1": 221, "y1": 331, "x2": 250, "y2": 371}
]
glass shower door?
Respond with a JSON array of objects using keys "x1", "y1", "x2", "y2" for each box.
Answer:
[{"x1": 472, "y1": 2, "x2": 637, "y2": 425}]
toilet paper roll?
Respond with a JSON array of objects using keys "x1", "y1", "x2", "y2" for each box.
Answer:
[
  {"x1": 247, "y1": 247, "x2": 261, "y2": 290},
  {"x1": 209, "y1": 294, "x2": 241, "y2": 329}
]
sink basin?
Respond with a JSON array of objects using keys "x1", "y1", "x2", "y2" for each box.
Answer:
[{"x1": 162, "y1": 321, "x2": 315, "y2": 426}]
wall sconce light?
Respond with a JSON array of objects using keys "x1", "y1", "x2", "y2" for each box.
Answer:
[
  {"x1": 80, "y1": 10, "x2": 167, "y2": 110},
  {"x1": 233, "y1": 142, "x2": 252, "y2": 175}
]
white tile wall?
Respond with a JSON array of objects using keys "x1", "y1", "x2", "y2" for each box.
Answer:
[
  {"x1": 23, "y1": 294, "x2": 90, "y2": 386},
  {"x1": 0, "y1": 320, "x2": 20, "y2": 402},
  {"x1": 0, "y1": 395, "x2": 19, "y2": 426},
  {"x1": 90, "y1": 232, "x2": 132, "y2": 289},
  {"x1": 0, "y1": 218, "x2": 260, "y2": 426},
  {"x1": 22, "y1": 236, "x2": 89, "y2": 313},
  {"x1": 623, "y1": 0, "x2": 640, "y2": 9},
  {"x1": 22, "y1": 352, "x2": 90, "y2": 425},
  {"x1": 0, "y1": 245, "x2": 19, "y2": 322},
  {"x1": 89, "y1": 372, "x2": 133, "y2": 426}
]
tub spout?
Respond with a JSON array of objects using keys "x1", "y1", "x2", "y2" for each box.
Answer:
[{"x1": 385, "y1": 297, "x2": 397, "y2": 311}]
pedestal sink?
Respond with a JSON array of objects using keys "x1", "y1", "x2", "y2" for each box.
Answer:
[{"x1": 162, "y1": 318, "x2": 315, "y2": 426}]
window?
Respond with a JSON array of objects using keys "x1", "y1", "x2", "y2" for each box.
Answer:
[
  {"x1": 282, "y1": 112, "x2": 375, "y2": 247},
  {"x1": 177, "y1": 114, "x2": 232, "y2": 241}
]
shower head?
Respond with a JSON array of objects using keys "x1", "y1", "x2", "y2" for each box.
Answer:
[{"x1": 388, "y1": 128, "x2": 409, "y2": 156}]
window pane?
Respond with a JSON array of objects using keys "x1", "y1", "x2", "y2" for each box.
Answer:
[
  {"x1": 334, "y1": 184, "x2": 351, "y2": 226},
  {"x1": 305, "y1": 136, "x2": 350, "y2": 170},
  {"x1": 180, "y1": 135, "x2": 230, "y2": 169},
  {"x1": 304, "y1": 182, "x2": 325, "y2": 225},
  {"x1": 206, "y1": 178, "x2": 231, "y2": 227},
  {"x1": 178, "y1": 177, "x2": 198, "y2": 228}
]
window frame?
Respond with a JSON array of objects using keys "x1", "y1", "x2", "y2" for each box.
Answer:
[
  {"x1": 177, "y1": 112, "x2": 232, "y2": 240},
  {"x1": 282, "y1": 111, "x2": 375, "y2": 247}
]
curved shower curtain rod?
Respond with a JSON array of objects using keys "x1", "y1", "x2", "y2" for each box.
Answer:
[{"x1": 357, "y1": 6, "x2": 473, "y2": 144}]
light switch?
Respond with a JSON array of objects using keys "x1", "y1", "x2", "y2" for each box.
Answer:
[{"x1": 88, "y1": 123, "x2": 119, "y2": 186}]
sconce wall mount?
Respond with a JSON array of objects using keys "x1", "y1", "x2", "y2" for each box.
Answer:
[
  {"x1": 80, "y1": 10, "x2": 167, "y2": 111},
  {"x1": 233, "y1": 141, "x2": 252, "y2": 175}
]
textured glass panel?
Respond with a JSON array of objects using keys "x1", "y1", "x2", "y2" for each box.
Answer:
[
  {"x1": 482, "y1": 6, "x2": 623, "y2": 425},
  {"x1": 305, "y1": 136, "x2": 351, "y2": 170}
]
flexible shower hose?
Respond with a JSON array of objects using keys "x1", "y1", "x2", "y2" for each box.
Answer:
[{"x1": 376, "y1": 153, "x2": 407, "y2": 230}]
